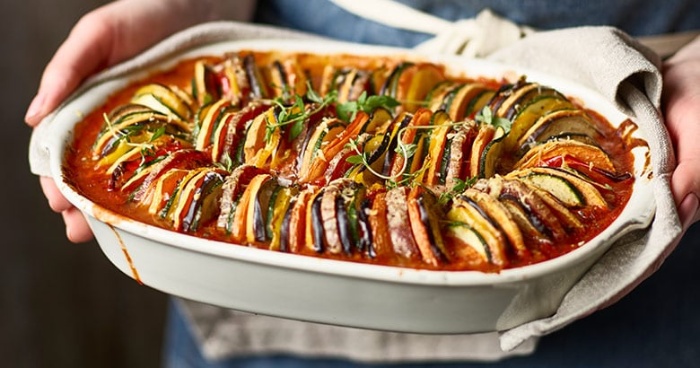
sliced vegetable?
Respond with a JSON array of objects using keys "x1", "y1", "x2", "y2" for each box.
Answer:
[
  {"x1": 423, "y1": 111, "x2": 452, "y2": 185},
  {"x1": 469, "y1": 124, "x2": 496, "y2": 178},
  {"x1": 478, "y1": 126, "x2": 507, "y2": 178},
  {"x1": 463, "y1": 188, "x2": 527, "y2": 257},
  {"x1": 216, "y1": 165, "x2": 268, "y2": 236},
  {"x1": 502, "y1": 94, "x2": 574, "y2": 153},
  {"x1": 514, "y1": 140, "x2": 615, "y2": 173},
  {"x1": 195, "y1": 98, "x2": 236, "y2": 151},
  {"x1": 517, "y1": 109, "x2": 602, "y2": 155},
  {"x1": 385, "y1": 186, "x2": 420, "y2": 261},
  {"x1": 446, "y1": 196, "x2": 507, "y2": 266},
  {"x1": 131, "y1": 84, "x2": 194, "y2": 130},
  {"x1": 407, "y1": 186, "x2": 448, "y2": 266}
]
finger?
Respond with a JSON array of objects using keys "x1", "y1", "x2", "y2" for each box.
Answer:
[
  {"x1": 62, "y1": 207, "x2": 94, "y2": 243},
  {"x1": 40, "y1": 176, "x2": 73, "y2": 212},
  {"x1": 25, "y1": 7, "x2": 116, "y2": 127},
  {"x1": 663, "y1": 55, "x2": 700, "y2": 228},
  {"x1": 25, "y1": 0, "x2": 224, "y2": 127},
  {"x1": 663, "y1": 69, "x2": 700, "y2": 184},
  {"x1": 671, "y1": 160, "x2": 700, "y2": 229}
]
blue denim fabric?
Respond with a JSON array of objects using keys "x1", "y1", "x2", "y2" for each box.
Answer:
[
  {"x1": 163, "y1": 225, "x2": 700, "y2": 368},
  {"x1": 254, "y1": 0, "x2": 700, "y2": 48}
]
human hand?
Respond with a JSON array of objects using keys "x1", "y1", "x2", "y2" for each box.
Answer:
[
  {"x1": 25, "y1": 0, "x2": 256, "y2": 242},
  {"x1": 663, "y1": 35, "x2": 700, "y2": 231}
]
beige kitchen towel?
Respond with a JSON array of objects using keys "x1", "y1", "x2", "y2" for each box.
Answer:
[{"x1": 28, "y1": 20, "x2": 683, "y2": 362}]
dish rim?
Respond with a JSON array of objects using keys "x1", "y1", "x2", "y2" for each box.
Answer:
[{"x1": 46, "y1": 38, "x2": 656, "y2": 287}]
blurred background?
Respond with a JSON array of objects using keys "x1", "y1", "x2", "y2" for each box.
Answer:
[
  {"x1": 3, "y1": 1, "x2": 167, "y2": 367},
  {"x1": 3, "y1": 1, "x2": 699, "y2": 367}
]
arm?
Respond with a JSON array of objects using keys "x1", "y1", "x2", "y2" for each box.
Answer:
[
  {"x1": 662, "y1": 35, "x2": 700, "y2": 231},
  {"x1": 25, "y1": 0, "x2": 257, "y2": 242}
]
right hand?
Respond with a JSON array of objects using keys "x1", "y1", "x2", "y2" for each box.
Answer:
[{"x1": 25, "y1": 0, "x2": 256, "y2": 242}]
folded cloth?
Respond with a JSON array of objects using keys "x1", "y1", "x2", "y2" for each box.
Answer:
[
  {"x1": 28, "y1": 20, "x2": 684, "y2": 363},
  {"x1": 486, "y1": 26, "x2": 683, "y2": 350}
]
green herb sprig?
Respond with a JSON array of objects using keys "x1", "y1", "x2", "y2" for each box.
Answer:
[
  {"x1": 264, "y1": 84, "x2": 337, "y2": 142},
  {"x1": 475, "y1": 106, "x2": 512, "y2": 134},
  {"x1": 337, "y1": 92, "x2": 400, "y2": 122},
  {"x1": 438, "y1": 177, "x2": 476, "y2": 206}
]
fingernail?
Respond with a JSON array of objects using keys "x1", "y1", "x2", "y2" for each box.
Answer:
[
  {"x1": 678, "y1": 193, "x2": 699, "y2": 230},
  {"x1": 25, "y1": 93, "x2": 45, "y2": 122}
]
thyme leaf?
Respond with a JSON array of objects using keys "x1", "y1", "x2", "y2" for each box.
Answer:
[
  {"x1": 264, "y1": 85, "x2": 337, "y2": 143},
  {"x1": 438, "y1": 177, "x2": 476, "y2": 206},
  {"x1": 337, "y1": 92, "x2": 400, "y2": 121},
  {"x1": 475, "y1": 106, "x2": 512, "y2": 135}
]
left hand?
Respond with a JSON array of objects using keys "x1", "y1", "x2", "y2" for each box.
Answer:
[{"x1": 662, "y1": 35, "x2": 700, "y2": 231}]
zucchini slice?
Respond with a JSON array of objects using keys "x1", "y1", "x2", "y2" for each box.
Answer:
[
  {"x1": 510, "y1": 170, "x2": 585, "y2": 208},
  {"x1": 342, "y1": 185, "x2": 371, "y2": 255},
  {"x1": 510, "y1": 167, "x2": 608, "y2": 208},
  {"x1": 426, "y1": 80, "x2": 460, "y2": 112},
  {"x1": 131, "y1": 84, "x2": 194, "y2": 130},
  {"x1": 478, "y1": 126, "x2": 507, "y2": 178},
  {"x1": 517, "y1": 109, "x2": 602, "y2": 155},
  {"x1": 502, "y1": 94, "x2": 574, "y2": 154},
  {"x1": 446, "y1": 197, "x2": 507, "y2": 266},
  {"x1": 444, "y1": 221, "x2": 491, "y2": 267},
  {"x1": 360, "y1": 107, "x2": 393, "y2": 135},
  {"x1": 266, "y1": 186, "x2": 298, "y2": 251}
]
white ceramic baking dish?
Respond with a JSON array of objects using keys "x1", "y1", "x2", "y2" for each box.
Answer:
[{"x1": 44, "y1": 39, "x2": 655, "y2": 334}]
